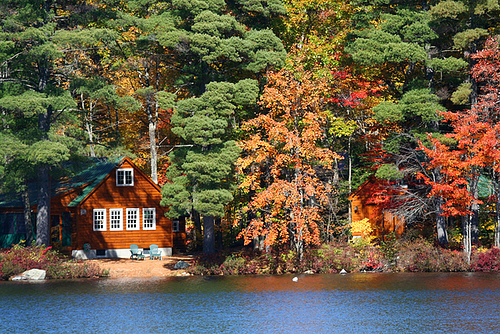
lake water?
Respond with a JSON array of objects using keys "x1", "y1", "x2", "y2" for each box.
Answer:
[{"x1": 1, "y1": 272, "x2": 499, "y2": 333}]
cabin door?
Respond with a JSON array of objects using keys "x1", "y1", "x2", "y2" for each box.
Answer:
[
  {"x1": 50, "y1": 213, "x2": 71, "y2": 247},
  {"x1": 61, "y1": 212, "x2": 71, "y2": 247},
  {"x1": 50, "y1": 215, "x2": 61, "y2": 246}
]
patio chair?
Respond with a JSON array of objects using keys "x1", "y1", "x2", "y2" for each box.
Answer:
[
  {"x1": 130, "y1": 244, "x2": 143, "y2": 260},
  {"x1": 149, "y1": 244, "x2": 162, "y2": 260}
]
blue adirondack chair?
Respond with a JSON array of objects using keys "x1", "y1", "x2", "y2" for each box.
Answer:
[
  {"x1": 149, "y1": 244, "x2": 162, "y2": 260},
  {"x1": 130, "y1": 244, "x2": 144, "y2": 260}
]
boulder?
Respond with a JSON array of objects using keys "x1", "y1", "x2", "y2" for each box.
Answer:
[
  {"x1": 12, "y1": 269, "x2": 47, "y2": 281},
  {"x1": 174, "y1": 260, "x2": 190, "y2": 269}
]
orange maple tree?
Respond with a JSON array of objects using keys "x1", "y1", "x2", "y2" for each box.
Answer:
[{"x1": 237, "y1": 66, "x2": 343, "y2": 259}]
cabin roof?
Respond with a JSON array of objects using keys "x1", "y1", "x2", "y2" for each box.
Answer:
[
  {"x1": 66, "y1": 157, "x2": 123, "y2": 207},
  {"x1": 0, "y1": 157, "x2": 122, "y2": 209}
]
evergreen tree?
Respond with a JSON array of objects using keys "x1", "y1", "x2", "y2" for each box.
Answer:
[
  {"x1": 159, "y1": 0, "x2": 286, "y2": 254},
  {"x1": 0, "y1": 0, "x2": 111, "y2": 245}
]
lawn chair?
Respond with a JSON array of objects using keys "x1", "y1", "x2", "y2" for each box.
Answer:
[
  {"x1": 130, "y1": 244, "x2": 143, "y2": 260},
  {"x1": 149, "y1": 244, "x2": 162, "y2": 260}
]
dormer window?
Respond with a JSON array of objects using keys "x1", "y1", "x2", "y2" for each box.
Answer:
[{"x1": 116, "y1": 168, "x2": 134, "y2": 186}]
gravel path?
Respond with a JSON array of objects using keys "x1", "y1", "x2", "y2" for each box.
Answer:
[{"x1": 87, "y1": 255, "x2": 194, "y2": 278}]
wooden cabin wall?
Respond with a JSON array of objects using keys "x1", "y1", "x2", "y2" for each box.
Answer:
[
  {"x1": 350, "y1": 195, "x2": 404, "y2": 238},
  {"x1": 75, "y1": 160, "x2": 172, "y2": 251}
]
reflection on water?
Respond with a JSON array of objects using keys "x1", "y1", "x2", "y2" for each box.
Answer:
[{"x1": 1, "y1": 272, "x2": 499, "y2": 333}]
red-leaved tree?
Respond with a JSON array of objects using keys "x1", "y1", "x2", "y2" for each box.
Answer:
[{"x1": 419, "y1": 36, "x2": 500, "y2": 260}]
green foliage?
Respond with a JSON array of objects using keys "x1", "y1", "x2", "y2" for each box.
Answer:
[
  {"x1": 347, "y1": 30, "x2": 402, "y2": 65},
  {"x1": 451, "y1": 82, "x2": 472, "y2": 105},
  {"x1": 162, "y1": 80, "x2": 255, "y2": 220},
  {"x1": 374, "y1": 89, "x2": 444, "y2": 124},
  {"x1": 27, "y1": 140, "x2": 70, "y2": 165},
  {"x1": 375, "y1": 164, "x2": 403, "y2": 180},
  {"x1": 156, "y1": 1, "x2": 285, "y2": 95},
  {"x1": 381, "y1": 9, "x2": 437, "y2": 43},
  {"x1": 429, "y1": 0, "x2": 467, "y2": 20},
  {"x1": 453, "y1": 28, "x2": 489, "y2": 49},
  {"x1": 348, "y1": 7, "x2": 436, "y2": 67},
  {"x1": 428, "y1": 57, "x2": 468, "y2": 72},
  {"x1": 328, "y1": 116, "x2": 357, "y2": 137},
  {"x1": 380, "y1": 232, "x2": 398, "y2": 264},
  {"x1": 373, "y1": 101, "x2": 403, "y2": 123},
  {"x1": 53, "y1": 28, "x2": 119, "y2": 47},
  {"x1": 402, "y1": 89, "x2": 444, "y2": 120},
  {"x1": 474, "y1": 0, "x2": 500, "y2": 15}
]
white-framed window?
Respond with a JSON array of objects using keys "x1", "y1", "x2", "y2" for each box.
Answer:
[
  {"x1": 116, "y1": 168, "x2": 134, "y2": 186},
  {"x1": 93, "y1": 209, "x2": 106, "y2": 231},
  {"x1": 109, "y1": 208, "x2": 123, "y2": 231},
  {"x1": 143, "y1": 208, "x2": 156, "y2": 230},
  {"x1": 172, "y1": 220, "x2": 179, "y2": 233},
  {"x1": 126, "y1": 208, "x2": 140, "y2": 230}
]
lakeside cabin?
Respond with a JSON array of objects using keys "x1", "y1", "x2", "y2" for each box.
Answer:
[
  {"x1": 0, "y1": 157, "x2": 186, "y2": 258},
  {"x1": 349, "y1": 177, "x2": 405, "y2": 240}
]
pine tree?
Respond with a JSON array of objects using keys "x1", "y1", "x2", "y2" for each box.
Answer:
[
  {"x1": 159, "y1": 0, "x2": 286, "y2": 254},
  {"x1": 0, "y1": 0, "x2": 112, "y2": 245}
]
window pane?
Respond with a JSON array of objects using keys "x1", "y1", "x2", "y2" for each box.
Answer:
[
  {"x1": 126, "y1": 209, "x2": 139, "y2": 230},
  {"x1": 117, "y1": 170, "x2": 124, "y2": 184},
  {"x1": 117, "y1": 169, "x2": 133, "y2": 186},
  {"x1": 93, "y1": 210, "x2": 106, "y2": 231},
  {"x1": 125, "y1": 171, "x2": 132, "y2": 185},
  {"x1": 143, "y1": 208, "x2": 156, "y2": 230},
  {"x1": 110, "y1": 209, "x2": 122, "y2": 230}
]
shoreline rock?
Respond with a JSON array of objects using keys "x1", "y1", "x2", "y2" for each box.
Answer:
[{"x1": 11, "y1": 269, "x2": 46, "y2": 281}]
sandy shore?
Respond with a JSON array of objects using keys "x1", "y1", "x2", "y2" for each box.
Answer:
[{"x1": 87, "y1": 255, "x2": 194, "y2": 278}]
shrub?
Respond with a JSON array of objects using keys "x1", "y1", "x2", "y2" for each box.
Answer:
[
  {"x1": 379, "y1": 232, "x2": 399, "y2": 265},
  {"x1": 396, "y1": 238, "x2": 469, "y2": 272},
  {"x1": 186, "y1": 239, "x2": 480, "y2": 276},
  {"x1": 472, "y1": 247, "x2": 500, "y2": 272},
  {"x1": 0, "y1": 242, "x2": 107, "y2": 280},
  {"x1": 434, "y1": 248, "x2": 469, "y2": 272}
]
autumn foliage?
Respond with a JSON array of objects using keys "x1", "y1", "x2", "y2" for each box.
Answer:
[
  {"x1": 419, "y1": 36, "x2": 500, "y2": 217},
  {"x1": 237, "y1": 66, "x2": 342, "y2": 258}
]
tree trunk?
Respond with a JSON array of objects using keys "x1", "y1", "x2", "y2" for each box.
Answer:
[
  {"x1": 36, "y1": 108, "x2": 52, "y2": 246},
  {"x1": 191, "y1": 210, "x2": 202, "y2": 252},
  {"x1": 147, "y1": 96, "x2": 158, "y2": 184},
  {"x1": 469, "y1": 176, "x2": 480, "y2": 244},
  {"x1": 85, "y1": 115, "x2": 96, "y2": 157},
  {"x1": 253, "y1": 235, "x2": 264, "y2": 251},
  {"x1": 495, "y1": 171, "x2": 500, "y2": 247},
  {"x1": 496, "y1": 192, "x2": 500, "y2": 247},
  {"x1": 21, "y1": 181, "x2": 33, "y2": 244},
  {"x1": 435, "y1": 196, "x2": 448, "y2": 245},
  {"x1": 82, "y1": 93, "x2": 96, "y2": 157},
  {"x1": 36, "y1": 164, "x2": 50, "y2": 246},
  {"x1": 216, "y1": 217, "x2": 223, "y2": 250},
  {"x1": 463, "y1": 215, "x2": 472, "y2": 264},
  {"x1": 203, "y1": 215, "x2": 216, "y2": 254}
]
